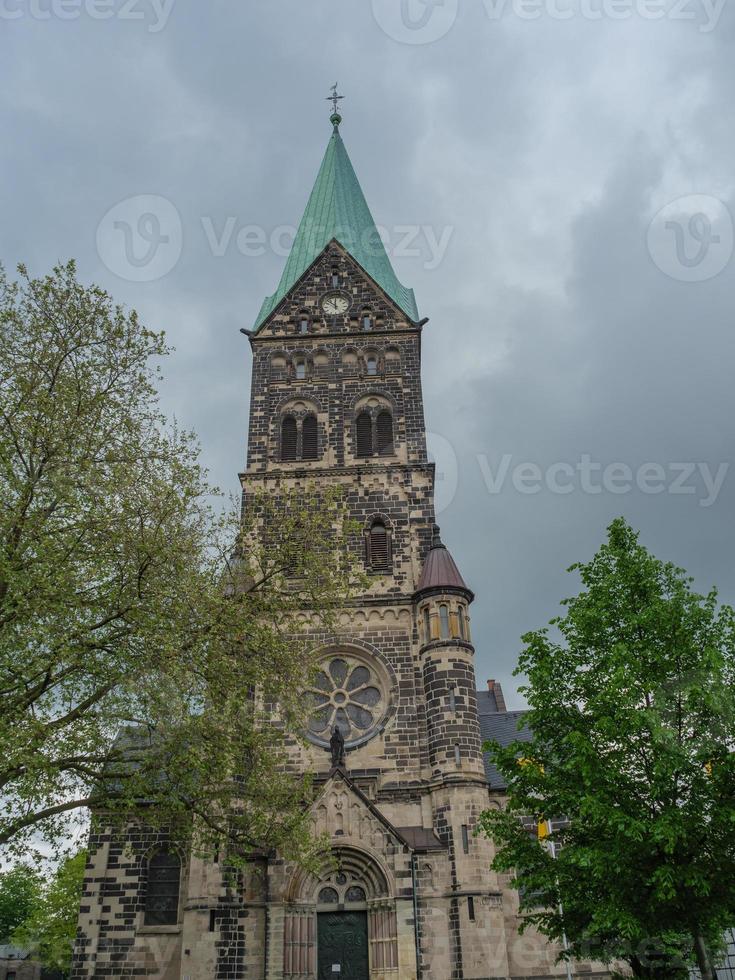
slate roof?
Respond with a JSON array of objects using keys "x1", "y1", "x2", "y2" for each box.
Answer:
[
  {"x1": 478, "y1": 693, "x2": 532, "y2": 791},
  {"x1": 253, "y1": 118, "x2": 419, "y2": 332},
  {"x1": 0, "y1": 946, "x2": 32, "y2": 960}
]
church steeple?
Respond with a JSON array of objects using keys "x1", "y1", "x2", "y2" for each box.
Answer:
[{"x1": 252, "y1": 109, "x2": 419, "y2": 332}]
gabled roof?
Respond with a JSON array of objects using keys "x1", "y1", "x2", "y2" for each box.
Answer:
[
  {"x1": 253, "y1": 118, "x2": 419, "y2": 332},
  {"x1": 318, "y1": 767, "x2": 444, "y2": 853}
]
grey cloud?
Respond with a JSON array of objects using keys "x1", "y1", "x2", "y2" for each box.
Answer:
[{"x1": 1, "y1": 0, "x2": 734, "y2": 707}]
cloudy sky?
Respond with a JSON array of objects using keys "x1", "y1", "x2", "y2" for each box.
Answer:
[{"x1": 1, "y1": 0, "x2": 733, "y2": 706}]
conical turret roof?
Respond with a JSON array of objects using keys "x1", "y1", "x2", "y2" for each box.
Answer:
[
  {"x1": 252, "y1": 117, "x2": 419, "y2": 332},
  {"x1": 416, "y1": 526, "x2": 473, "y2": 599}
]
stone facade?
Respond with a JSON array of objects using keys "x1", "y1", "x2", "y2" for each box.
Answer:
[{"x1": 72, "y1": 129, "x2": 614, "y2": 980}]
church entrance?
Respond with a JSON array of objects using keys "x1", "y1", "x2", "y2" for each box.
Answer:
[{"x1": 317, "y1": 910, "x2": 369, "y2": 980}]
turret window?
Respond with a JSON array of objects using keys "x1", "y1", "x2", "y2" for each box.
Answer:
[
  {"x1": 281, "y1": 416, "x2": 298, "y2": 461},
  {"x1": 144, "y1": 849, "x2": 181, "y2": 926},
  {"x1": 366, "y1": 519, "x2": 392, "y2": 572},
  {"x1": 458, "y1": 606, "x2": 467, "y2": 640},
  {"x1": 439, "y1": 604, "x2": 450, "y2": 639},
  {"x1": 423, "y1": 607, "x2": 431, "y2": 642}
]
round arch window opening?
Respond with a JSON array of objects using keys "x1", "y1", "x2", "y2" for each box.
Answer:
[{"x1": 306, "y1": 653, "x2": 391, "y2": 748}]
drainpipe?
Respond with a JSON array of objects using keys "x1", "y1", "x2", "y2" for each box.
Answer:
[{"x1": 411, "y1": 853, "x2": 422, "y2": 980}]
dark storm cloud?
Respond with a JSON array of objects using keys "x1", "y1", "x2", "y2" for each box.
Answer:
[{"x1": 1, "y1": 0, "x2": 733, "y2": 706}]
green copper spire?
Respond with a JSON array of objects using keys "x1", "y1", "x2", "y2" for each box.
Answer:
[{"x1": 252, "y1": 109, "x2": 419, "y2": 332}]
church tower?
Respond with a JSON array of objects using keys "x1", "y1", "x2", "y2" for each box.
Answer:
[
  {"x1": 239, "y1": 105, "x2": 508, "y2": 980},
  {"x1": 72, "y1": 101, "x2": 608, "y2": 980}
]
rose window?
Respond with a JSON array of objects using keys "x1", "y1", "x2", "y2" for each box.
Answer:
[{"x1": 306, "y1": 655, "x2": 389, "y2": 747}]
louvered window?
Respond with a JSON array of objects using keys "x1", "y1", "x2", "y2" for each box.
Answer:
[
  {"x1": 366, "y1": 521, "x2": 391, "y2": 571},
  {"x1": 302, "y1": 415, "x2": 318, "y2": 460},
  {"x1": 356, "y1": 411, "x2": 373, "y2": 457},
  {"x1": 281, "y1": 416, "x2": 298, "y2": 461},
  {"x1": 376, "y1": 411, "x2": 393, "y2": 456},
  {"x1": 144, "y1": 850, "x2": 181, "y2": 926}
]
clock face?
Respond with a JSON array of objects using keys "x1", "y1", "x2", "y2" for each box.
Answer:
[{"x1": 321, "y1": 292, "x2": 350, "y2": 316}]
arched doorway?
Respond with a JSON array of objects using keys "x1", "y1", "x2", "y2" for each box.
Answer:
[{"x1": 284, "y1": 846, "x2": 398, "y2": 979}]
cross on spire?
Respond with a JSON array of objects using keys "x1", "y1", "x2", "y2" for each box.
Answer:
[{"x1": 326, "y1": 83, "x2": 344, "y2": 119}]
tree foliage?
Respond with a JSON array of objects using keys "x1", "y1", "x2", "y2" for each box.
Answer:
[
  {"x1": 0, "y1": 261, "x2": 359, "y2": 863},
  {"x1": 0, "y1": 863, "x2": 43, "y2": 943},
  {"x1": 479, "y1": 519, "x2": 735, "y2": 979},
  {"x1": 13, "y1": 851, "x2": 86, "y2": 976}
]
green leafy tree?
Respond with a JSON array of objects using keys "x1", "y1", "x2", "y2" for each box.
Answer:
[
  {"x1": 0, "y1": 261, "x2": 358, "y2": 864},
  {"x1": 14, "y1": 851, "x2": 86, "y2": 977},
  {"x1": 0, "y1": 863, "x2": 43, "y2": 943},
  {"x1": 479, "y1": 519, "x2": 735, "y2": 980}
]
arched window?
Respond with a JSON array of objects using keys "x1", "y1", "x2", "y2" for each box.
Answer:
[
  {"x1": 355, "y1": 411, "x2": 372, "y2": 457},
  {"x1": 423, "y1": 606, "x2": 431, "y2": 642},
  {"x1": 362, "y1": 310, "x2": 373, "y2": 331},
  {"x1": 366, "y1": 520, "x2": 391, "y2": 571},
  {"x1": 439, "y1": 604, "x2": 450, "y2": 639},
  {"x1": 376, "y1": 411, "x2": 393, "y2": 456},
  {"x1": 144, "y1": 849, "x2": 181, "y2": 926},
  {"x1": 294, "y1": 359, "x2": 306, "y2": 380},
  {"x1": 331, "y1": 268, "x2": 340, "y2": 288},
  {"x1": 458, "y1": 606, "x2": 467, "y2": 640},
  {"x1": 366, "y1": 355, "x2": 378, "y2": 376},
  {"x1": 281, "y1": 416, "x2": 297, "y2": 461},
  {"x1": 318, "y1": 887, "x2": 339, "y2": 905},
  {"x1": 298, "y1": 317, "x2": 309, "y2": 335},
  {"x1": 302, "y1": 415, "x2": 318, "y2": 461}
]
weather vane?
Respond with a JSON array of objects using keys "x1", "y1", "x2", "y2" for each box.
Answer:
[{"x1": 326, "y1": 83, "x2": 344, "y2": 118}]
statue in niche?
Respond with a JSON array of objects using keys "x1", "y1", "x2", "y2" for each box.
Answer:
[{"x1": 330, "y1": 726, "x2": 346, "y2": 768}]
